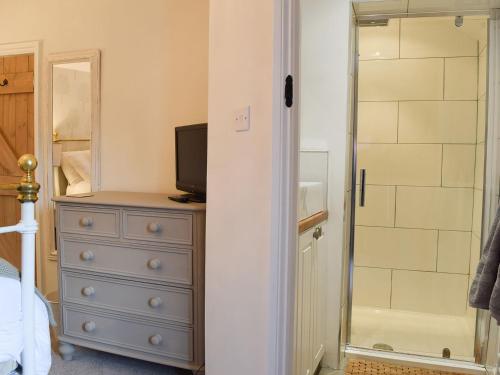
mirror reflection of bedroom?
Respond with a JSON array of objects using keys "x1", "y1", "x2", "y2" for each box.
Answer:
[{"x1": 52, "y1": 62, "x2": 92, "y2": 197}]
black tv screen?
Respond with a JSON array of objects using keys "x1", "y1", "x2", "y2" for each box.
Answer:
[{"x1": 175, "y1": 124, "x2": 207, "y2": 196}]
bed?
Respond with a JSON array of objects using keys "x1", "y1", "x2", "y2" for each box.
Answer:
[
  {"x1": 0, "y1": 155, "x2": 46, "y2": 375},
  {"x1": 0, "y1": 278, "x2": 52, "y2": 375}
]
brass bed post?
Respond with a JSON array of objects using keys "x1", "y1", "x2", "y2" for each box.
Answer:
[{"x1": 0, "y1": 154, "x2": 40, "y2": 202}]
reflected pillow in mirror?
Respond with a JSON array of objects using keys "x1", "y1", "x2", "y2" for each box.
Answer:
[{"x1": 60, "y1": 150, "x2": 91, "y2": 186}]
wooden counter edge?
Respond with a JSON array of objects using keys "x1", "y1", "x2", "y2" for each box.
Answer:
[{"x1": 298, "y1": 211, "x2": 328, "y2": 234}]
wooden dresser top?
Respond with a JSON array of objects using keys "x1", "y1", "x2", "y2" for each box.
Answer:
[{"x1": 53, "y1": 191, "x2": 206, "y2": 212}]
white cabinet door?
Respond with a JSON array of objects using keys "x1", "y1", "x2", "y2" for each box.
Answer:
[
  {"x1": 312, "y1": 225, "x2": 326, "y2": 370},
  {"x1": 295, "y1": 228, "x2": 314, "y2": 375}
]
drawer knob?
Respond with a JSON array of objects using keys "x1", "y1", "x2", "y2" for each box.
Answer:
[
  {"x1": 149, "y1": 334, "x2": 163, "y2": 346},
  {"x1": 80, "y1": 250, "x2": 95, "y2": 261},
  {"x1": 147, "y1": 222, "x2": 162, "y2": 233},
  {"x1": 79, "y1": 217, "x2": 93, "y2": 227},
  {"x1": 83, "y1": 321, "x2": 96, "y2": 333},
  {"x1": 81, "y1": 286, "x2": 95, "y2": 297},
  {"x1": 148, "y1": 297, "x2": 163, "y2": 308},
  {"x1": 147, "y1": 258, "x2": 161, "y2": 270}
]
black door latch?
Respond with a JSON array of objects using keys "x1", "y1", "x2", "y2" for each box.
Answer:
[{"x1": 285, "y1": 75, "x2": 293, "y2": 108}]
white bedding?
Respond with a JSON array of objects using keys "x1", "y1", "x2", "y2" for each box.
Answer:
[{"x1": 0, "y1": 278, "x2": 51, "y2": 375}]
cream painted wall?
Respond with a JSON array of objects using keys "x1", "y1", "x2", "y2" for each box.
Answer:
[
  {"x1": 300, "y1": 0, "x2": 352, "y2": 368},
  {"x1": 0, "y1": 0, "x2": 208, "y2": 294},
  {"x1": 0, "y1": 0, "x2": 208, "y2": 193},
  {"x1": 206, "y1": 0, "x2": 280, "y2": 373}
]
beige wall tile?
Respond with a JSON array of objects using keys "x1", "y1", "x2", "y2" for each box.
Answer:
[
  {"x1": 359, "y1": 59, "x2": 444, "y2": 101},
  {"x1": 396, "y1": 186, "x2": 473, "y2": 231},
  {"x1": 475, "y1": 144, "x2": 485, "y2": 189},
  {"x1": 359, "y1": 19, "x2": 400, "y2": 60},
  {"x1": 477, "y1": 99, "x2": 486, "y2": 144},
  {"x1": 398, "y1": 101, "x2": 477, "y2": 144},
  {"x1": 392, "y1": 270, "x2": 468, "y2": 315},
  {"x1": 357, "y1": 144, "x2": 442, "y2": 186},
  {"x1": 478, "y1": 49, "x2": 488, "y2": 99},
  {"x1": 358, "y1": 102, "x2": 398, "y2": 143},
  {"x1": 472, "y1": 188, "x2": 484, "y2": 238},
  {"x1": 400, "y1": 17, "x2": 481, "y2": 58},
  {"x1": 470, "y1": 233, "x2": 481, "y2": 276},
  {"x1": 444, "y1": 58, "x2": 478, "y2": 100},
  {"x1": 355, "y1": 226, "x2": 438, "y2": 271},
  {"x1": 437, "y1": 231, "x2": 471, "y2": 274},
  {"x1": 466, "y1": 18, "x2": 488, "y2": 54},
  {"x1": 442, "y1": 145, "x2": 476, "y2": 187},
  {"x1": 353, "y1": 267, "x2": 391, "y2": 308},
  {"x1": 355, "y1": 185, "x2": 395, "y2": 227}
]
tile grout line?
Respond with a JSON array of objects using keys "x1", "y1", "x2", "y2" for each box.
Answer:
[
  {"x1": 398, "y1": 18, "x2": 401, "y2": 59},
  {"x1": 393, "y1": 185, "x2": 397, "y2": 228},
  {"x1": 389, "y1": 269, "x2": 393, "y2": 309},
  {"x1": 442, "y1": 57, "x2": 446, "y2": 100},
  {"x1": 359, "y1": 99, "x2": 481, "y2": 103},
  {"x1": 436, "y1": 230, "x2": 440, "y2": 272},
  {"x1": 357, "y1": 142, "x2": 477, "y2": 145},
  {"x1": 358, "y1": 183, "x2": 475, "y2": 189},
  {"x1": 440, "y1": 144, "x2": 444, "y2": 187},
  {"x1": 355, "y1": 264, "x2": 471, "y2": 276},
  {"x1": 356, "y1": 224, "x2": 474, "y2": 233},
  {"x1": 359, "y1": 55, "x2": 479, "y2": 62},
  {"x1": 396, "y1": 101, "x2": 400, "y2": 144}
]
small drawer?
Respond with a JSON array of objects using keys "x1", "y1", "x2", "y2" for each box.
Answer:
[
  {"x1": 123, "y1": 210, "x2": 192, "y2": 245},
  {"x1": 62, "y1": 306, "x2": 193, "y2": 361},
  {"x1": 59, "y1": 206, "x2": 120, "y2": 238},
  {"x1": 60, "y1": 238, "x2": 192, "y2": 285},
  {"x1": 61, "y1": 272, "x2": 193, "y2": 324}
]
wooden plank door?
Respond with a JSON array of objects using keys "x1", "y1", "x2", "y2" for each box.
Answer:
[{"x1": 0, "y1": 54, "x2": 34, "y2": 269}]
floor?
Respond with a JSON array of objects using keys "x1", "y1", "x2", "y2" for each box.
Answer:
[
  {"x1": 48, "y1": 347, "x2": 195, "y2": 375},
  {"x1": 344, "y1": 359, "x2": 467, "y2": 375},
  {"x1": 350, "y1": 307, "x2": 475, "y2": 361}
]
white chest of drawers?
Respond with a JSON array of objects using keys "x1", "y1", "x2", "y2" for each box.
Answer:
[{"x1": 54, "y1": 191, "x2": 205, "y2": 372}]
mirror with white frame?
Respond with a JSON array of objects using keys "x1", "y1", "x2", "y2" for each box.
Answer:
[
  {"x1": 50, "y1": 50, "x2": 100, "y2": 197},
  {"x1": 48, "y1": 50, "x2": 100, "y2": 256}
]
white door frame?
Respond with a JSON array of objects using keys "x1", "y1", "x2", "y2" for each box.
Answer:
[
  {"x1": 270, "y1": 0, "x2": 300, "y2": 374},
  {"x1": 0, "y1": 41, "x2": 43, "y2": 288}
]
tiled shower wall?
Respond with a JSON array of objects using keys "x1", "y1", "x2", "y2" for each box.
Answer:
[{"x1": 353, "y1": 17, "x2": 488, "y2": 316}]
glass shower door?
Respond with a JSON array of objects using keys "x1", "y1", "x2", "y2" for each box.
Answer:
[{"x1": 349, "y1": 15, "x2": 488, "y2": 361}]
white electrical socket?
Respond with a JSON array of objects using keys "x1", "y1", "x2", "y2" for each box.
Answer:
[{"x1": 234, "y1": 106, "x2": 251, "y2": 132}]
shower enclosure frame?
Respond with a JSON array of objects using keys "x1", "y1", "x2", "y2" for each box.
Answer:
[{"x1": 344, "y1": 6, "x2": 499, "y2": 371}]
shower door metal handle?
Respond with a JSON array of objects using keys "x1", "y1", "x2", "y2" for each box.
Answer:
[{"x1": 360, "y1": 169, "x2": 366, "y2": 207}]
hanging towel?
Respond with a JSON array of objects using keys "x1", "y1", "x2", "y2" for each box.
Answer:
[
  {"x1": 469, "y1": 204, "x2": 500, "y2": 323},
  {"x1": 0, "y1": 258, "x2": 56, "y2": 326}
]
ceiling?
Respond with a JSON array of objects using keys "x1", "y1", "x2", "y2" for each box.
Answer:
[{"x1": 353, "y1": 0, "x2": 500, "y2": 17}]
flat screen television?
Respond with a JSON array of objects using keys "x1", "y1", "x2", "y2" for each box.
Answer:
[{"x1": 171, "y1": 123, "x2": 207, "y2": 203}]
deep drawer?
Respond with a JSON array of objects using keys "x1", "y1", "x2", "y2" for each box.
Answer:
[
  {"x1": 61, "y1": 272, "x2": 193, "y2": 324},
  {"x1": 62, "y1": 306, "x2": 193, "y2": 361},
  {"x1": 123, "y1": 210, "x2": 192, "y2": 245},
  {"x1": 60, "y1": 238, "x2": 192, "y2": 285},
  {"x1": 59, "y1": 206, "x2": 120, "y2": 238}
]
